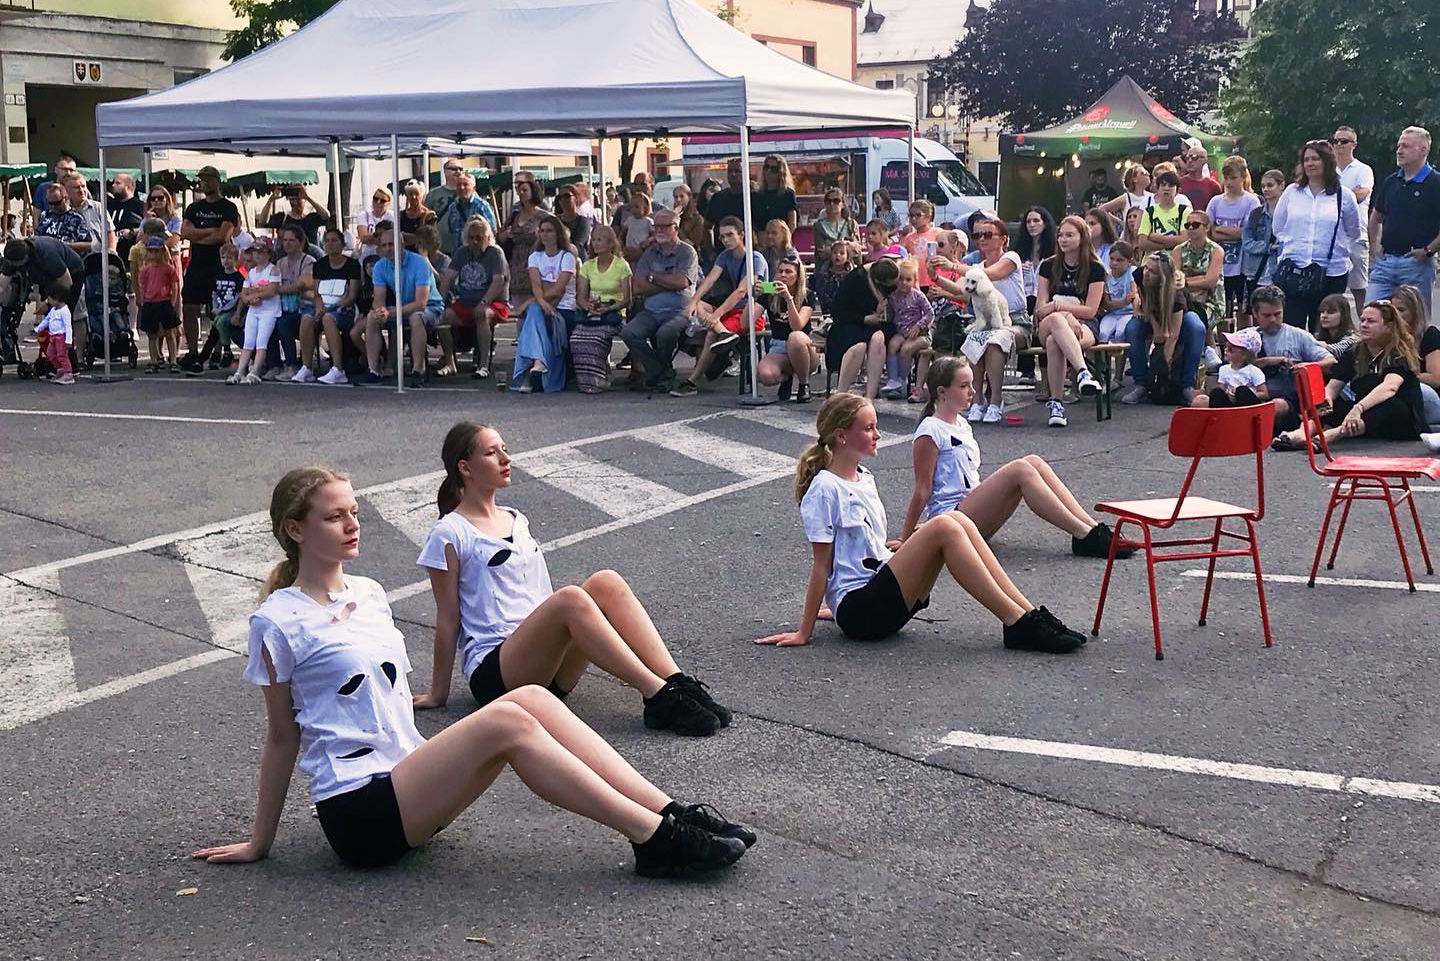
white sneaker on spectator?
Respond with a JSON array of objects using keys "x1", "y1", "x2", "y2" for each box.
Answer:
[
  {"x1": 983, "y1": 404, "x2": 1003, "y2": 423},
  {"x1": 723, "y1": 362, "x2": 740, "y2": 378},
  {"x1": 879, "y1": 378, "x2": 905, "y2": 399},
  {"x1": 242, "y1": 372, "x2": 263, "y2": 385},
  {"x1": 1076, "y1": 368, "x2": 1100, "y2": 396},
  {"x1": 318, "y1": 367, "x2": 348, "y2": 385},
  {"x1": 1047, "y1": 400, "x2": 1068, "y2": 427},
  {"x1": 1421, "y1": 432, "x2": 1440, "y2": 454},
  {"x1": 966, "y1": 402, "x2": 986, "y2": 422},
  {"x1": 225, "y1": 372, "x2": 242, "y2": 385},
  {"x1": 291, "y1": 365, "x2": 316, "y2": 383}
]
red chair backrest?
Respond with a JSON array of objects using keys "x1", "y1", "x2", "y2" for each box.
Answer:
[
  {"x1": 1168, "y1": 405, "x2": 1276, "y2": 458},
  {"x1": 1292, "y1": 362, "x2": 1336, "y2": 470}
]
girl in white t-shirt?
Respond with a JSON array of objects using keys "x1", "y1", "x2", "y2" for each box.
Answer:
[
  {"x1": 415, "y1": 422, "x2": 732, "y2": 737},
  {"x1": 756, "y1": 394, "x2": 1086, "y2": 652},
  {"x1": 193, "y1": 466, "x2": 752, "y2": 877},
  {"x1": 898, "y1": 357, "x2": 1137, "y2": 560},
  {"x1": 512, "y1": 216, "x2": 577, "y2": 393},
  {"x1": 228, "y1": 236, "x2": 282, "y2": 385}
]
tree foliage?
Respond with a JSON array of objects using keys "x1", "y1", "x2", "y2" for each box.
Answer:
[
  {"x1": 1221, "y1": 0, "x2": 1440, "y2": 171},
  {"x1": 928, "y1": 0, "x2": 1243, "y2": 132},
  {"x1": 223, "y1": 0, "x2": 338, "y2": 61}
]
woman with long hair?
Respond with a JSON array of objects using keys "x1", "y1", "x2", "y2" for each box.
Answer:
[
  {"x1": 756, "y1": 394, "x2": 1085, "y2": 651},
  {"x1": 813, "y1": 187, "x2": 858, "y2": 265},
  {"x1": 501, "y1": 176, "x2": 547, "y2": 300},
  {"x1": 1272, "y1": 139, "x2": 1362, "y2": 331},
  {"x1": 1273, "y1": 301, "x2": 1426, "y2": 449},
  {"x1": 416, "y1": 423, "x2": 734, "y2": 737},
  {"x1": 1391, "y1": 284, "x2": 1440, "y2": 433},
  {"x1": 1120, "y1": 205, "x2": 1144, "y2": 250},
  {"x1": 1096, "y1": 164, "x2": 1154, "y2": 219},
  {"x1": 1240, "y1": 168, "x2": 1286, "y2": 297},
  {"x1": 1014, "y1": 206, "x2": 1057, "y2": 310},
  {"x1": 1032, "y1": 214, "x2": 1106, "y2": 426},
  {"x1": 571, "y1": 224, "x2": 632, "y2": 393},
  {"x1": 755, "y1": 254, "x2": 819, "y2": 403},
  {"x1": 872, "y1": 188, "x2": 902, "y2": 233},
  {"x1": 752, "y1": 154, "x2": 798, "y2": 238},
  {"x1": 899, "y1": 356, "x2": 1135, "y2": 556},
  {"x1": 193, "y1": 466, "x2": 752, "y2": 876},
  {"x1": 1086, "y1": 208, "x2": 1119, "y2": 266},
  {"x1": 670, "y1": 182, "x2": 711, "y2": 265},
  {"x1": 511, "y1": 215, "x2": 575, "y2": 393},
  {"x1": 827, "y1": 257, "x2": 901, "y2": 398},
  {"x1": 1121, "y1": 252, "x2": 1207, "y2": 406}
]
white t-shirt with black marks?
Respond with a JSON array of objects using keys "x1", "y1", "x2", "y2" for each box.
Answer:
[
  {"x1": 243, "y1": 575, "x2": 425, "y2": 803},
  {"x1": 914, "y1": 415, "x2": 982, "y2": 521},
  {"x1": 417, "y1": 509, "x2": 553, "y2": 680},
  {"x1": 800, "y1": 467, "x2": 892, "y2": 614}
]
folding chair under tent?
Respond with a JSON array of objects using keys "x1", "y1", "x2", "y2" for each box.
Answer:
[{"x1": 94, "y1": 0, "x2": 917, "y2": 392}]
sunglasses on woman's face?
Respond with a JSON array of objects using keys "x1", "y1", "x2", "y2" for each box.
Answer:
[
  {"x1": 1185, "y1": 222, "x2": 1205, "y2": 230},
  {"x1": 826, "y1": 197, "x2": 842, "y2": 204}
]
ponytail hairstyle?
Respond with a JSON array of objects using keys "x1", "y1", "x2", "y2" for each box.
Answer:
[
  {"x1": 437, "y1": 420, "x2": 495, "y2": 517},
  {"x1": 262, "y1": 466, "x2": 350, "y2": 599},
  {"x1": 794, "y1": 393, "x2": 870, "y2": 502},
  {"x1": 920, "y1": 354, "x2": 970, "y2": 420}
]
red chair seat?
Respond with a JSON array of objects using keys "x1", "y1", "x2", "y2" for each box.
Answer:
[
  {"x1": 1320, "y1": 456, "x2": 1440, "y2": 480},
  {"x1": 1099, "y1": 496, "x2": 1259, "y2": 524}
]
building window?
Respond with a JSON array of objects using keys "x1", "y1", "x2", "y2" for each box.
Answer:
[
  {"x1": 802, "y1": 45, "x2": 816, "y2": 67},
  {"x1": 174, "y1": 68, "x2": 207, "y2": 85},
  {"x1": 874, "y1": 79, "x2": 894, "y2": 89}
]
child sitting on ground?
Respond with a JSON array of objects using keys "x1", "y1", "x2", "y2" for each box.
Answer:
[
  {"x1": 880, "y1": 257, "x2": 934, "y2": 402},
  {"x1": 1098, "y1": 241, "x2": 1138, "y2": 343},
  {"x1": 1192, "y1": 326, "x2": 1267, "y2": 408},
  {"x1": 863, "y1": 218, "x2": 905, "y2": 263},
  {"x1": 34, "y1": 283, "x2": 74, "y2": 385},
  {"x1": 137, "y1": 233, "x2": 182, "y2": 373}
]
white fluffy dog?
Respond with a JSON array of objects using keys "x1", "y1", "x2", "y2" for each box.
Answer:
[{"x1": 959, "y1": 266, "x2": 1011, "y2": 333}]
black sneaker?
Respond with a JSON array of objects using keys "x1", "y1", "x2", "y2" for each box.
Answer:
[
  {"x1": 794, "y1": 382, "x2": 811, "y2": 404},
  {"x1": 667, "y1": 801, "x2": 757, "y2": 848},
  {"x1": 1072, "y1": 522, "x2": 1137, "y2": 559},
  {"x1": 1002, "y1": 609, "x2": 1082, "y2": 654},
  {"x1": 777, "y1": 376, "x2": 792, "y2": 402},
  {"x1": 632, "y1": 814, "x2": 746, "y2": 878},
  {"x1": 405, "y1": 370, "x2": 425, "y2": 389},
  {"x1": 358, "y1": 370, "x2": 383, "y2": 385},
  {"x1": 670, "y1": 673, "x2": 731, "y2": 727},
  {"x1": 643, "y1": 679, "x2": 720, "y2": 736},
  {"x1": 669, "y1": 380, "x2": 699, "y2": 397},
  {"x1": 1034, "y1": 605, "x2": 1087, "y2": 645}
]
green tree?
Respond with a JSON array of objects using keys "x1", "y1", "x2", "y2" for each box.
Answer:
[
  {"x1": 928, "y1": 0, "x2": 1242, "y2": 132},
  {"x1": 1221, "y1": 0, "x2": 1440, "y2": 171},
  {"x1": 223, "y1": 0, "x2": 338, "y2": 61}
]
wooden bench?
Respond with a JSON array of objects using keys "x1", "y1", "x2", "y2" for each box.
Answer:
[{"x1": 1018, "y1": 342, "x2": 1130, "y2": 422}]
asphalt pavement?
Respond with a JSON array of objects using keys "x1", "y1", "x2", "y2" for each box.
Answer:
[{"x1": 2, "y1": 357, "x2": 1438, "y2": 960}]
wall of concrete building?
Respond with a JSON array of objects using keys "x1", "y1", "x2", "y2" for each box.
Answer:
[{"x1": 708, "y1": 0, "x2": 859, "y2": 80}]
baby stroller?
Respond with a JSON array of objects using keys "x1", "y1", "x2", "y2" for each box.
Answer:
[
  {"x1": 0, "y1": 265, "x2": 33, "y2": 379},
  {"x1": 82, "y1": 251, "x2": 138, "y2": 370}
]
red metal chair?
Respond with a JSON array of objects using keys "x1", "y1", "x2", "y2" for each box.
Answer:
[
  {"x1": 1292, "y1": 362, "x2": 1440, "y2": 591},
  {"x1": 1091, "y1": 404, "x2": 1275, "y2": 660}
]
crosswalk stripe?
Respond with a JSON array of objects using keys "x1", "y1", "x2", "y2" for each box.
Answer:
[
  {"x1": 515, "y1": 445, "x2": 686, "y2": 518},
  {"x1": 631, "y1": 422, "x2": 797, "y2": 478},
  {"x1": 0, "y1": 571, "x2": 77, "y2": 714},
  {"x1": 730, "y1": 406, "x2": 821, "y2": 436},
  {"x1": 174, "y1": 519, "x2": 281, "y2": 653},
  {"x1": 364, "y1": 475, "x2": 444, "y2": 546}
]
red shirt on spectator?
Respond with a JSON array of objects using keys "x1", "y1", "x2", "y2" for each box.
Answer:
[{"x1": 1179, "y1": 175, "x2": 1222, "y2": 210}]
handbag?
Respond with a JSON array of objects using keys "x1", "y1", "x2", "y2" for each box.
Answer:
[{"x1": 1273, "y1": 189, "x2": 1342, "y2": 299}]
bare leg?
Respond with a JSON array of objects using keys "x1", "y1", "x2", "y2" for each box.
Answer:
[
  {"x1": 786, "y1": 331, "x2": 812, "y2": 380},
  {"x1": 864, "y1": 330, "x2": 886, "y2": 399},
  {"x1": 389, "y1": 691, "x2": 664, "y2": 846},
  {"x1": 408, "y1": 316, "x2": 427, "y2": 373},
  {"x1": 475, "y1": 312, "x2": 495, "y2": 371},
  {"x1": 884, "y1": 513, "x2": 1032, "y2": 624},
  {"x1": 958, "y1": 455, "x2": 1095, "y2": 540},
  {"x1": 298, "y1": 315, "x2": 318, "y2": 369},
  {"x1": 365, "y1": 313, "x2": 384, "y2": 372},
  {"x1": 321, "y1": 314, "x2": 344, "y2": 367},
  {"x1": 837, "y1": 341, "x2": 867, "y2": 393},
  {"x1": 757, "y1": 353, "x2": 788, "y2": 387},
  {"x1": 581, "y1": 570, "x2": 682, "y2": 679},
  {"x1": 1043, "y1": 314, "x2": 1090, "y2": 398},
  {"x1": 983, "y1": 344, "x2": 1006, "y2": 408},
  {"x1": 498, "y1": 586, "x2": 667, "y2": 697},
  {"x1": 437, "y1": 327, "x2": 456, "y2": 374}
]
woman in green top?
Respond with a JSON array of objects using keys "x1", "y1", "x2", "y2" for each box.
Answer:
[
  {"x1": 571, "y1": 224, "x2": 633, "y2": 393},
  {"x1": 1171, "y1": 209, "x2": 1225, "y2": 329},
  {"x1": 813, "y1": 188, "x2": 858, "y2": 266}
]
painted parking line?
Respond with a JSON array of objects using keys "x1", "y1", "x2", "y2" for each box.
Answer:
[
  {"x1": 1179, "y1": 569, "x2": 1440, "y2": 593},
  {"x1": 0, "y1": 407, "x2": 271, "y2": 425},
  {"x1": 939, "y1": 730, "x2": 1440, "y2": 804}
]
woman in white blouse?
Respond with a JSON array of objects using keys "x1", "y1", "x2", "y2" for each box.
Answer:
[
  {"x1": 193, "y1": 466, "x2": 752, "y2": 877},
  {"x1": 1272, "y1": 140, "x2": 1362, "y2": 331}
]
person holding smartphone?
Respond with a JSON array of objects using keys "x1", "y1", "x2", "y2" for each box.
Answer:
[
  {"x1": 900, "y1": 199, "x2": 961, "y2": 292},
  {"x1": 260, "y1": 184, "x2": 332, "y2": 248}
]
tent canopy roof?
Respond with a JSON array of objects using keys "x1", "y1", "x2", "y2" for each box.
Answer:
[
  {"x1": 1000, "y1": 76, "x2": 1238, "y2": 159},
  {"x1": 96, "y1": 0, "x2": 914, "y2": 148}
]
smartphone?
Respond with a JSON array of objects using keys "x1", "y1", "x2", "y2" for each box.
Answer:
[
  {"x1": 282, "y1": 186, "x2": 300, "y2": 199},
  {"x1": 925, "y1": 240, "x2": 939, "y2": 258},
  {"x1": 758, "y1": 280, "x2": 778, "y2": 295}
]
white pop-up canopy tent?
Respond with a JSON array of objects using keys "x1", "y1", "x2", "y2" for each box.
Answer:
[{"x1": 93, "y1": 0, "x2": 916, "y2": 393}]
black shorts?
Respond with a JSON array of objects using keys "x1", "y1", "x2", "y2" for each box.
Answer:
[
  {"x1": 834, "y1": 565, "x2": 929, "y2": 642},
  {"x1": 315, "y1": 775, "x2": 413, "y2": 868},
  {"x1": 467, "y1": 642, "x2": 572, "y2": 707},
  {"x1": 181, "y1": 265, "x2": 217, "y2": 306},
  {"x1": 1223, "y1": 275, "x2": 1247, "y2": 315},
  {"x1": 138, "y1": 300, "x2": 180, "y2": 334}
]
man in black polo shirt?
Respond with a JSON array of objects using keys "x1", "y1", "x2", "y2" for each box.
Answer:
[
  {"x1": 1368, "y1": 125, "x2": 1440, "y2": 312},
  {"x1": 180, "y1": 166, "x2": 240, "y2": 367}
]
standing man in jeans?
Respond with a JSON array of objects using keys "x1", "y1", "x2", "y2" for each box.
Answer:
[
  {"x1": 1368, "y1": 125, "x2": 1440, "y2": 313},
  {"x1": 180, "y1": 166, "x2": 239, "y2": 369},
  {"x1": 620, "y1": 208, "x2": 698, "y2": 392},
  {"x1": 1331, "y1": 125, "x2": 1374, "y2": 307}
]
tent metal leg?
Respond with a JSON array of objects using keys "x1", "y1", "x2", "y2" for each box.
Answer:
[
  {"x1": 94, "y1": 146, "x2": 128, "y2": 383},
  {"x1": 737, "y1": 125, "x2": 770, "y2": 408},
  {"x1": 391, "y1": 134, "x2": 404, "y2": 395}
]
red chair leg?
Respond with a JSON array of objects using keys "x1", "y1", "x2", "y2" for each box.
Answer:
[
  {"x1": 1325, "y1": 479, "x2": 1359, "y2": 570},
  {"x1": 1401, "y1": 479, "x2": 1435, "y2": 575},
  {"x1": 1090, "y1": 518, "x2": 1127, "y2": 637},
  {"x1": 1309, "y1": 482, "x2": 1344, "y2": 587},
  {"x1": 1245, "y1": 517, "x2": 1273, "y2": 648},
  {"x1": 1141, "y1": 524, "x2": 1164, "y2": 660},
  {"x1": 1379, "y1": 479, "x2": 1418, "y2": 592},
  {"x1": 1197, "y1": 517, "x2": 1223, "y2": 627}
]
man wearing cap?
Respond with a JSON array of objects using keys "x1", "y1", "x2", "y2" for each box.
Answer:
[
  {"x1": 1190, "y1": 326, "x2": 1268, "y2": 408},
  {"x1": 180, "y1": 166, "x2": 240, "y2": 368}
]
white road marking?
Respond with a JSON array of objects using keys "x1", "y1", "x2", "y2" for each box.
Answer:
[
  {"x1": 363, "y1": 475, "x2": 445, "y2": 546},
  {"x1": 1179, "y1": 570, "x2": 1440, "y2": 593},
  {"x1": 175, "y1": 518, "x2": 281, "y2": 653},
  {"x1": 730, "y1": 405, "x2": 823, "y2": 436},
  {"x1": 939, "y1": 730, "x2": 1440, "y2": 804},
  {"x1": 632, "y1": 421, "x2": 797, "y2": 478},
  {"x1": 517, "y1": 445, "x2": 686, "y2": 518},
  {"x1": 0, "y1": 571, "x2": 77, "y2": 713},
  {"x1": 0, "y1": 407, "x2": 271, "y2": 425}
]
